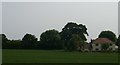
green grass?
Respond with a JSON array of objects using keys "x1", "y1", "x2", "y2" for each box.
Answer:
[{"x1": 2, "y1": 49, "x2": 118, "y2": 63}]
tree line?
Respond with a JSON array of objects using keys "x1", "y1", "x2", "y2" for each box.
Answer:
[{"x1": 0, "y1": 22, "x2": 120, "y2": 51}]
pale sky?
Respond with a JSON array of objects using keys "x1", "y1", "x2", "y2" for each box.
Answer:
[{"x1": 2, "y1": 2, "x2": 118, "y2": 42}]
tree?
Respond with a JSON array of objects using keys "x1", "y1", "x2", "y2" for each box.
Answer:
[
  {"x1": 116, "y1": 35, "x2": 120, "y2": 52},
  {"x1": 98, "y1": 31, "x2": 117, "y2": 42},
  {"x1": 0, "y1": 34, "x2": 10, "y2": 49},
  {"x1": 22, "y1": 33, "x2": 37, "y2": 49},
  {"x1": 65, "y1": 34, "x2": 83, "y2": 51},
  {"x1": 40, "y1": 29, "x2": 63, "y2": 49},
  {"x1": 60, "y1": 22, "x2": 89, "y2": 41},
  {"x1": 60, "y1": 22, "x2": 89, "y2": 51},
  {"x1": 9, "y1": 40, "x2": 22, "y2": 49},
  {"x1": 116, "y1": 35, "x2": 120, "y2": 46},
  {"x1": 101, "y1": 43, "x2": 109, "y2": 51}
]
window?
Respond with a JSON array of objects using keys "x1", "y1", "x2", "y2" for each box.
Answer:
[
  {"x1": 95, "y1": 44, "x2": 99, "y2": 46},
  {"x1": 95, "y1": 48, "x2": 99, "y2": 51},
  {"x1": 110, "y1": 43, "x2": 112, "y2": 46}
]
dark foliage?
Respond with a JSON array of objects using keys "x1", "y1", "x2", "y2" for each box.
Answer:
[
  {"x1": 65, "y1": 34, "x2": 83, "y2": 51},
  {"x1": 116, "y1": 35, "x2": 120, "y2": 52},
  {"x1": 60, "y1": 22, "x2": 89, "y2": 51},
  {"x1": 98, "y1": 31, "x2": 117, "y2": 42},
  {"x1": 22, "y1": 33, "x2": 37, "y2": 49},
  {"x1": 60, "y1": 22, "x2": 89, "y2": 41},
  {"x1": 7, "y1": 40, "x2": 22, "y2": 49},
  {"x1": 40, "y1": 29, "x2": 63, "y2": 50},
  {"x1": 1, "y1": 34, "x2": 9, "y2": 49}
]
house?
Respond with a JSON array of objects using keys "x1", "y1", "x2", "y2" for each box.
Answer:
[{"x1": 91, "y1": 38, "x2": 116, "y2": 52}]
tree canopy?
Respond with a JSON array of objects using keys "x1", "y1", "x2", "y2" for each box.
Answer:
[
  {"x1": 1, "y1": 34, "x2": 9, "y2": 49},
  {"x1": 40, "y1": 29, "x2": 63, "y2": 49},
  {"x1": 98, "y1": 31, "x2": 117, "y2": 42},
  {"x1": 8, "y1": 40, "x2": 22, "y2": 49},
  {"x1": 1, "y1": 22, "x2": 118, "y2": 52},
  {"x1": 116, "y1": 35, "x2": 120, "y2": 52},
  {"x1": 116, "y1": 35, "x2": 120, "y2": 46},
  {"x1": 60, "y1": 22, "x2": 89, "y2": 51},
  {"x1": 65, "y1": 34, "x2": 83, "y2": 51},
  {"x1": 22, "y1": 33, "x2": 37, "y2": 49},
  {"x1": 60, "y1": 22, "x2": 89, "y2": 41}
]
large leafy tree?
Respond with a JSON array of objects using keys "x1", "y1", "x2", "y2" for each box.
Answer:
[
  {"x1": 1, "y1": 34, "x2": 10, "y2": 49},
  {"x1": 98, "y1": 31, "x2": 117, "y2": 42},
  {"x1": 22, "y1": 33, "x2": 37, "y2": 49},
  {"x1": 66, "y1": 34, "x2": 83, "y2": 51},
  {"x1": 116, "y1": 35, "x2": 120, "y2": 46},
  {"x1": 116, "y1": 35, "x2": 120, "y2": 52},
  {"x1": 60, "y1": 22, "x2": 89, "y2": 41},
  {"x1": 40, "y1": 29, "x2": 63, "y2": 49},
  {"x1": 60, "y1": 22, "x2": 89, "y2": 51},
  {"x1": 9, "y1": 40, "x2": 22, "y2": 49}
]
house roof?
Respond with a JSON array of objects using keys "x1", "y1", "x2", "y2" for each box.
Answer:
[{"x1": 92, "y1": 38, "x2": 114, "y2": 44}]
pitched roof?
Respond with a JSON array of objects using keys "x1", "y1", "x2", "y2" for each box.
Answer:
[{"x1": 92, "y1": 38, "x2": 114, "y2": 44}]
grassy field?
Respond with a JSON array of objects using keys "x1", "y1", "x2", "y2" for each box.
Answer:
[{"x1": 2, "y1": 49, "x2": 118, "y2": 63}]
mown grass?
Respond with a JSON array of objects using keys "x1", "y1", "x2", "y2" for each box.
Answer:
[{"x1": 2, "y1": 49, "x2": 118, "y2": 63}]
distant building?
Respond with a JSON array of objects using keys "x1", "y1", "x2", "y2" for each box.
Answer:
[{"x1": 91, "y1": 38, "x2": 116, "y2": 52}]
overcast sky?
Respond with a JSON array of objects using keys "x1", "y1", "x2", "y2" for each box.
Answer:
[{"x1": 2, "y1": 2, "x2": 118, "y2": 42}]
